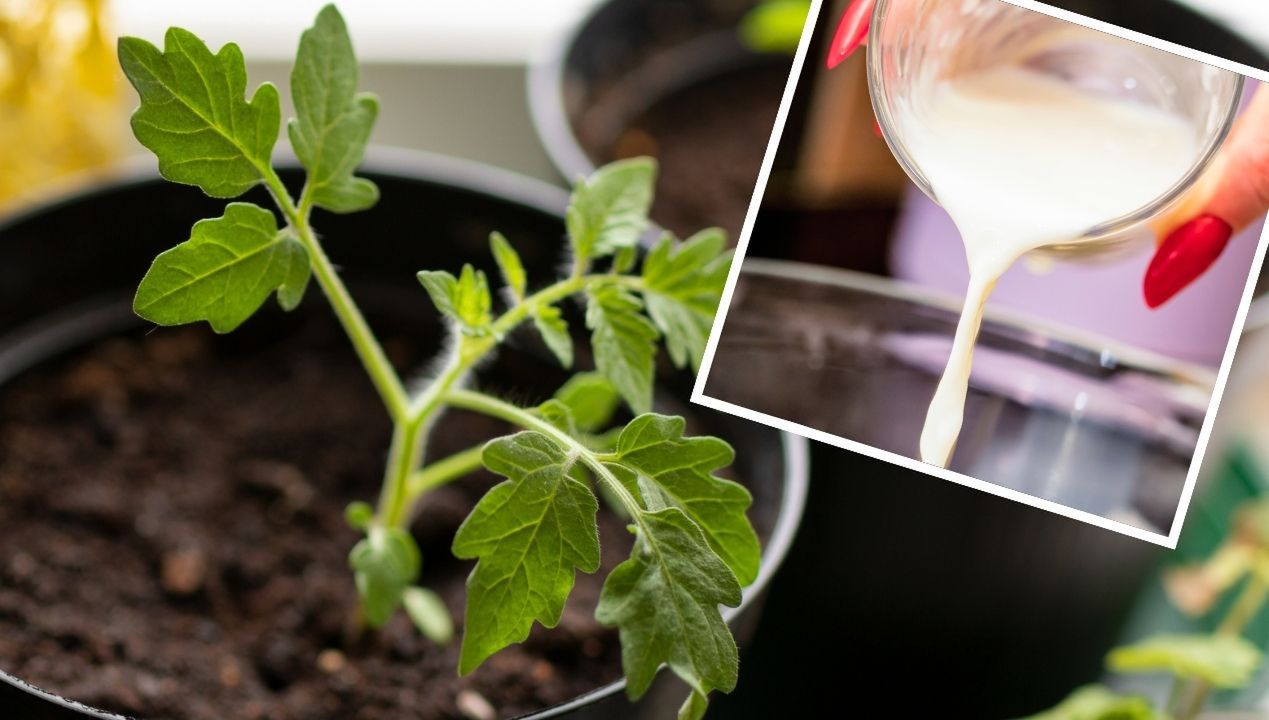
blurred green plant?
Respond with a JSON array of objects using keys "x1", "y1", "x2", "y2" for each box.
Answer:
[
  {"x1": 740, "y1": 0, "x2": 812, "y2": 55},
  {"x1": 1027, "y1": 499, "x2": 1269, "y2": 720}
]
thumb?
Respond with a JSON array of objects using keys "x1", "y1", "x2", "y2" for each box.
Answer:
[{"x1": 1144, "y1": 87, "x2": 1269, "y2": 308}]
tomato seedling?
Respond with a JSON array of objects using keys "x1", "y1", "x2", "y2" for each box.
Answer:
[{"x1": 117, "y1": 6, "x2": 752, "y2": 717}]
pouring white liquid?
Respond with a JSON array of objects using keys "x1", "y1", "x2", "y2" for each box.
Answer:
[{"x1": 905, "y1": 66, "x2": 1200, "y2": 467}]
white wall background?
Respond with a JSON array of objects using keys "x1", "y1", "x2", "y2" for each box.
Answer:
[{"x1": 113, "y1": 0, "x2": 603, "y2": 63}]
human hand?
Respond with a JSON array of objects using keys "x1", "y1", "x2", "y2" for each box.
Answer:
[
  {"x1": 826, "y1": 0, "x2": 1267, "y2": 309},
  {"x1": 1144, "y1": 87, "x2": 1269, "y2": 308}
]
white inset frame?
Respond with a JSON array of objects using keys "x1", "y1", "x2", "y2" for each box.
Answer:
[{"x1": 690, "y1": 0, "x2": 1269, "y2": 549}]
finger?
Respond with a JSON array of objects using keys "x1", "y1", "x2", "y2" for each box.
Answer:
[
  {"x1": 1143, "y1": 215, "x2": 1233, "y2": 308},
  {"x1": 1155, "y1": 88, "x2": 1269, "y2": 239},
  {"x1": 1195, "y1": 88, "x2": 1269, "y2": 233},
  {"x1": 1143, "y1": 88, "x2": 1269, "y2": 308},
  {"x1": 826, "y1": 0, "x2": 873, "y2": 69}
]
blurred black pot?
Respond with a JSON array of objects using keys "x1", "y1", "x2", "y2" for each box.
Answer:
[{"x1": 528, "y1": 0, "x2": 793, "y2": 241}]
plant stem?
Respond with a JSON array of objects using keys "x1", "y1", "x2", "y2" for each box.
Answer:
[
  {"x1": 442, "y1": 389, "x2": 645, "y2": 518},
  {"x1": 1166, "y1": 678, "x2": 1185, "y2": 718},
  {"x1": 377, "y1": 272, "x2": 645, "y2": 528},
  {"x1": 242, "y1": 175, "x2": 648, "y2": 531},
  {"x1": 400, "y1": 418, "x2": 617, "y2": 508},
  {"x1": 378, "y1": 413, "x2": 427, "y2": 527},
  {"x1": 1216, "y1": 571, "x2": 1268, "y2": 637},
  {"x1": 487, "y1": 276, "x2": 582, "y2": 340},
  {"x1": 261, "y1": 170, "x2": 411, "y2": 422},
  {"x1": 405, "y1": 444, "x2": 486, "y2": 501},
  {"x1": 1177, "y1": 571, "x2": 1269, "y2": 720},
  {"x1": 480, "y1": 272, "x2": 643, "y2": 348},
  {"x1": 370, "y1": 278, "x2": 583, "y2": 530},
  {"x1": 379, "y1": 340, "x2": 469, "y2": 527}
]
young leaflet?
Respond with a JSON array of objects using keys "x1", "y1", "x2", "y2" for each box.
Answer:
[{"x1": 117, "y1": 5, "x2": 752, "y2": 717}]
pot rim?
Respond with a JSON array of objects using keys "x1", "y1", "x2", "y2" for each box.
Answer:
[
  {"x1": 0, "y1": 147, "x2": 574, "y2": 240},
  {"x1": 527, "y1": 0, "x2": 776, "y2": 186},
  {"x1": 0, "y1": 148, "x2": 812, "y2": 720},
  {"x1": 525, "y1": 0, "x2": 1269, "y2": 188},
  {"x1": 526, "y1": 0, "x2": 598, "y2": 184},
  {"x1": 736, "y1": 257, "x2": 1220, "y2": 389}
]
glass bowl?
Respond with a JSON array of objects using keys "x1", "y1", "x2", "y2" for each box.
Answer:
[
  {"x1": 702, "y1": 259, "x2": 1217, "y2": 532},
  {"x1": 866, "y1": 0, "x2": 1244, "y2": 258}
]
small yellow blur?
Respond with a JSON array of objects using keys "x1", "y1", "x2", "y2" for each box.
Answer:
[{"x1": 0, "y1": 0, "x2": 125, "y2": 210}]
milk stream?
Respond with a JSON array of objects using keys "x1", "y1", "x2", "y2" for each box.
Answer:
[{"x1": 906, "y1": 66, "x2": 1200, "y2": 467}]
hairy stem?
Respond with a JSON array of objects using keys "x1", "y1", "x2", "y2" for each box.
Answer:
[
  {"x1": 262, "y1": 169, "x2": 410, "y2": 422},
  {"x1": 376, "y1": 272, "x2": 645, "y2": 528},
  {"x1": 243, "y1": 174, "x2": 648, "y2": 533},
  {"x1": 442, "y1": 389, "x2": 645, "y2": 520},
  {"x1": 378, "y1": 414, "x2": 427, "y2": 527},
  {"x1": 399, "y1": 418, "x2": 619, "y2": 510},
  {"x1": 405, "y1": 445, "x2": 485, "y2": 501},
  {"x1": 379, "y1": 340, "x2": 469, "y2": 527}
]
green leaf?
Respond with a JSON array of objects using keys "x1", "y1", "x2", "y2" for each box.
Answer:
[
  {"x1": 417, "y1": 271, "x2": 458, "y2": 317},
  {"x1": 455, "y1": 265, "x2": 493, "y2": 331},
  {"x1": 739, "y1": 0, "x2": 812, "y2": 55},
  {"x1": 588, "y1": 427, "x2": 625, "y2": 451},
  {"x1": 288, "y1": 4, "x2": 379, "y2": 213},
  {"x1": 641, "y1": 230, "x2": 731, "y2": 371},
  {"x1": 452, "y1": 432, "x2": 600, "y2": 675},
  {"x1": 679, "y1": 691, "x2": 710, "y2": 720},
  {"x1": 1108, "y1": 634, "x2": 1262, "y2": 688},
  {"x1": 533, "y1": 305, "x2": 574, "y2": 369},
  {"x1": 595, "y1": 508, "x2": 741, "y2": 706},
  {"x1": 118, "y1": 29, "x2": 279, "y2": 198},
  {"x1": 566, "y1": 157, "x2": 656, "y2": 263},
  {"x1": 608, "y1": 415, "x2": 758, "y2": 586},
  {"x1": 344, "y1": 501, "x2": 373, "y2": 531},
  {"x1": 1022, "y1": 685, "x2": 1164, "y2": 720},
  {"x1": 586, "y1": 283, "x2": 658, "y2": 414},
  {"x1": 537, "y1": 399, "x2": 579, "y2": 436},
  {"x1": 349, "y1": 527, "x2": 420, "y2": 627},
  {"x1": 613, "y1": 245, "x2": 638, "y2": 274},
  {"x1": 417, "y1": 265, "x2": 492, "y2": 335},
  {"x1": 490, "y1": 231, "x2": 527, "y2": 301},
  {"x1": 553, "y1": 372, "x2": 620, "y2": 433},
  {"x1": 597, "y1": 470, "x2": 633, "y2": 520},
  {"x1": 403, "y1": 586, "x2": 454, "y2": 644},
  {"x1": 134, "y1": 203, "x2": 304, "y2": 333},
  {"x1": 276, "y1": 235, "x2": 311, "y2": 311}
]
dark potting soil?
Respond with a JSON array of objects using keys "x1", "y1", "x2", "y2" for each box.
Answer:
[
  {"x1": 0, "y1": 312, "x2": 642, "y2": 720},
  {"x1": 602, "y1": 62, "x2": 789, "y2": 243}
]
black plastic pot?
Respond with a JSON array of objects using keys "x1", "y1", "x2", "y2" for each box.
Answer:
[
  {"x1": 528, "y1": 0, "x2": 792, "y2": 241},
  {"x1": 701, "y1": 266, "x2": 1174, "y2": 718},
  {"x1": 0, "y1": 150, "x2": 808, "y2": 719}
]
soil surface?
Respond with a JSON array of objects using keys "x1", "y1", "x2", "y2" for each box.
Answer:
[
  {"x1": 600, "y1": 62, "x2": 789, "y2": 243},
  {"x1": 0, "y1": 313, "x2": 635, "y2": 720}
]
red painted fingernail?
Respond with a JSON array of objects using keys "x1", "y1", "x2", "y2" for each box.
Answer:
[
  {"x1": 873, "y1": 118, "x2": 883, "y2": 138},
  {"x1": 1143, "y1": 214, "x2": 1233, "y2": 308},
  {"x1": 827, "y1": 0, "x2": 872, "y2": 69}
]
